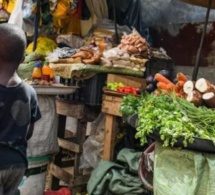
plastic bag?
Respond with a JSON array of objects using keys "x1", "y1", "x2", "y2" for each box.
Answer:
[
  {"x1": 8, "y1": 0, "x2": 23, "y2": 28},
  {"x1": 154, "y1": 142, "x2": 215, "y2": 195},
  {"x1": 56, "y1": 34, "x2": 85, "y2": 48},
  {"x1": 79, "y1": 113, "x2": 105, "y2": 169}
]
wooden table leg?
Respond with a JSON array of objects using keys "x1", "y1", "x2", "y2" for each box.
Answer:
[
  {"x1": 51, "y1": 114, "x2": 66, "y2": 190},
  {"x1": 103, "y1": 114, "x2": 116, "y2": 161}
]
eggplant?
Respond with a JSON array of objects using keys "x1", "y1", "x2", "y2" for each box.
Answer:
[
  {"x1": 159, "y1": 69, "x2": 171, "y2": 79},
  {"x1": 146, "y1": 75, "x2": 156, "y2": 85},
  {"x1": 146, "y1": 83, "x2": 156, "y2": 93},
  {"x1": 173, "y1": 77, "x2": 178, "y2": 84}
]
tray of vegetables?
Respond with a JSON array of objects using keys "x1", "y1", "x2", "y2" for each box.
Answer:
[{"x1": 120, "y1": 93, "x2": 215, "y2": 153}]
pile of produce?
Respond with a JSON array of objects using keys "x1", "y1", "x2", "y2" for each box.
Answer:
[
  {"x1": 107, "y1": 82, "x2": 139, "y2": 95},
  {"x1": 100, "y1": 47, "x2": 147, "y2": 72},
  {"x1": 51, "y1": 47, "x2": 102, "y2": 65},
  {"x1": 120, "y1": 93, "x2": 215, "y2": 147},
  {"x1": 118, "y1": 31, "x2": 148, "y2": 55},
  {"x1": 145, "y1": 70, "x2": 215, "y2": 109},
  {"x1": 183, "y1": 78, "x2": 215, "y2": 108}
]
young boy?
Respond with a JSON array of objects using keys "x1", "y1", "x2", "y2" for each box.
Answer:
[{"x1": 0, "y1": 23, "x2": 41, "y2": 194}]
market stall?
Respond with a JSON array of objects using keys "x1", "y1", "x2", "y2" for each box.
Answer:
[{"x1": 2, "y1": 0, "x2": 215, "y2": 194}]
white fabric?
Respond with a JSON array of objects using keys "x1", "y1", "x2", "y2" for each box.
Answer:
[
  {"x1": 18, "y1": 171, "x2": 47, "y2": 195},
  {"x1": 8, "y1": 0, "x2": 23, "y2": 28},
  {"x1": 27, "y1": 95, "x2": 59, "y2": 157}
]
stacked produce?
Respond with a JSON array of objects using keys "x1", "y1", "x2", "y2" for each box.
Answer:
[
  {"x1": 100, "y1": 47, "x2": 147, "y2": 71},
  {"x1": 144, "y1": 70, "x2": 187, "y2": 96},
  {"x1": 107, "y1": 82, "x2": 140, "y2": 95},
  {"x1": 120, "y1": 93, "x2": 215, "y2": 147},
  {"x1": 183, "y1": 78, "x2": 215, "y2": 108},
  {"x1": 145, "y1": 70, "x2": 215, "y2": 108},
  {"x1": 51, "y1": 47, "x2": 102, "y2": 65},
  {"x1": 118, "y1": 31, "x2": 148, "y2": 55},
  {"x1": 100, "y1": 30, "x2": 149, "y2": 72}
]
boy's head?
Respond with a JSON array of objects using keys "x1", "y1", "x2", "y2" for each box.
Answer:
[{"x1": 0, "y1": 23, "x2": 26, "y2": 65}]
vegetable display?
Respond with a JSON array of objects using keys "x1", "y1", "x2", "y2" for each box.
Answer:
[{"x1": 120, "y1": 92, "x2": 215, "y2": 147}]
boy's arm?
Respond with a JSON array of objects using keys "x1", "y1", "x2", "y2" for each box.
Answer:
[{"x1": 26, "y1": 123, "x2": 34, "y2": 140}]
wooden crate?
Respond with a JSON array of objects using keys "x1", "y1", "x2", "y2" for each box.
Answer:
[
  {"x1": 102, "y1": 95, "x2": 122, "y2": 117},
  {"x1": 107, "y1": 74, "x2": 146, "y2": 89}
]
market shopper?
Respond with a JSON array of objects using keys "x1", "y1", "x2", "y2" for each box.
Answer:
[{"x1": 0, "y1": 23, "x2": 41, "y2": 195}]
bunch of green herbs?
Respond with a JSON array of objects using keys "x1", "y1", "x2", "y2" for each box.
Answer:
[{"x1": 120, "y1": 93, "x2": 215, "y2": 147}]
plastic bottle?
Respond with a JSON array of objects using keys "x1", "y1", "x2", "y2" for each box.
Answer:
[
  {"x1": 98, "y1": 37, "x2": 106, "y2": 54},
  {"x1": 42, "y1": 61, "x2": 53, "y2": 82},
  {"x1": 32, "y1": 62, "x2": 42, "y2": 81},
  {"x1": 49, "y1": 68, "x2": 55, "y2": 82}
]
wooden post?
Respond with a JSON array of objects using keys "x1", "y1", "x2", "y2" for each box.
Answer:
[
  {"x1": 103, "y1": 114, "x2": 116, "y2": 160},
  {"x1": 51, "y1": 114, "x2": 66, "y2": 190}
]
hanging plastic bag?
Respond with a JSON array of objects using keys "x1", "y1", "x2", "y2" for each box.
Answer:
[
  {"x1": 8, "y1": 0, "x2": 23, "y2": 28},
  {"x1": 79, "y1": 113, "x2": 106, "y2": 169},
  {"x1": 22, "y1": 0, "x2": 37, "y2": 19}
]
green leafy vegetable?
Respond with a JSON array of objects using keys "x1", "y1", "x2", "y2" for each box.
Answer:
[
  {"x1": 119, "y1": 94, "x2": 140, "y2": 115},
  {"x1": 120, "y1": 92, "x2": 215, "y2": 147}
]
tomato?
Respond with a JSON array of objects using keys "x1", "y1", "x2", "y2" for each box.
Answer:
[{"x1": 117, "y1": 86, "x2": 124, "y2": 92}]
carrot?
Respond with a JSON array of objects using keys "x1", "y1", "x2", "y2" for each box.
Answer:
[
  {"x1": 174, "y1": 81, "x2": 185, "y2": 92},
  {"x1": 167, "y1": 83, "x2": 175, "y2": 91},
  {"x1": 176, "y1": 72, "x2": 188, "y2": 82},
  {"x1": 154, "y1": 73, "x2": 174, "y2": 85},
  {"x1": 176, "y1": 93, "x2": 183, "y2": 98},
  {"x1": 160, "y1": 89, "x2": 169, "y2": 95},
  {"x1": 157, "y1": 82, "x2": 168, "y2": 90}
]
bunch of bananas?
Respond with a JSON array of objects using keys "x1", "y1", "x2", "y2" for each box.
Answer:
[{"x1": 26, "y1": 37, "x2": 57, "y2": 56}]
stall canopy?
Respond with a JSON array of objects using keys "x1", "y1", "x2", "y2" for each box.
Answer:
[{"x1": 108, "y1": 0, "x2": 215, "y2": 32}]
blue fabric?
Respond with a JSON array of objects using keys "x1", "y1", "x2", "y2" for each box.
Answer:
[
  {"x1": 0, "y1": 144, "x2": 26, "y2": 169},
  {"x1": 0, "y1": 81, "x2": 41, "y2": 168}
]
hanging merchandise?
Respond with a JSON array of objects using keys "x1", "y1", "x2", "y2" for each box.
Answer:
[
  {"x1": 85, "y1": 0, "x2": 108, "y2": 20},
  {"x1": 81, "y1": 0, "x2": 91, "y2": 20},
  {"x1": 8, "y1": 0, "x2": 23, "y2": 28},
  {"x1": 26, "y1": 37, "x2": 57, "y2": 55},
  {"x1": 0, "y1": 0, "x2": 9, "y2": 22},
  {"x1": 6, "y1": 0, "x2": 15, "y2": 14},
  {"x1": 22, "y1": 0, "x2": 37, "y2": 19}
]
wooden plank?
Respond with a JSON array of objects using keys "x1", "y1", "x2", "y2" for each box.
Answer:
[
  {"x1": 50, "y1": 163, "x2": 73, "y2": 184},
  {"x1": 107, "y1": 74, "x2": 146, "y2": 88},
  {"x1": 103, "y1": 114, "x2": 116, "y2": 160},
  {"x1": 102, "y1": 100, "x2": 122, "y2": 117},
  {"x1": 56, "y1": 100, "x2": 84, "y2": 119},
  {"x1": 58, "y1": 138, "x2": 80, "y2": 153},
  {"x1": 73, "y1": 175, "x2": 90, "y2": 186},
  {"x1": 103, "y1": 95, "x2": 123, "y2": 102},
  {"x1": 74, "y1": 122, "x2": 87, "y2": 176},
  {"x1": 51, "y1": 114, "x2": 66, "y2": 190}
]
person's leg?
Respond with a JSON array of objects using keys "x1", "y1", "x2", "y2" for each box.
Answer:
[
  {"x1": 0, "y1": 185, "x2": 3, "y2": 195},
  {"x1": 3, "y1": 167, "x2": 25, "y2": 195}
]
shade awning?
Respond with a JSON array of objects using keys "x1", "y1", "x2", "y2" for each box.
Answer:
[{"x1": 181, "y1": 0, "x2": 215, "y2": 9}]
